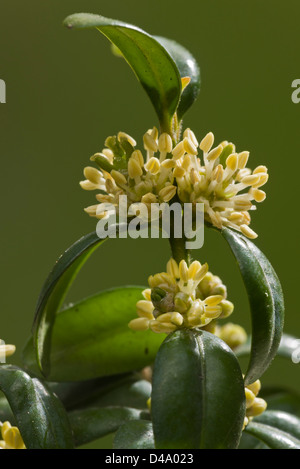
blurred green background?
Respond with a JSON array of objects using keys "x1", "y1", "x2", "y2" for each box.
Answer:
[{"x1": 0, "y1": 0, "x2": 299, "y2": 430}]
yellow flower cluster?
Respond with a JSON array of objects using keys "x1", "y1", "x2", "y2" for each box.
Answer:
[
  {"x1": 174, "y1": 129, "x2": 268, "y2": 239},
  {"x1": 214, "y1": 323, "x2": 248, "y2": 350},
  {"x1": 128, "y1": 258, "x2": 234, "y2": 333},
  {"x1": 243, "y1": 379, "x2": 267, "y2": 429},
  {"x1": 81, "y1": 127, "x2": 268, "y2": 238},
  {"x1": 0, "y1": 422, "x2": 26, "y2": 450}
]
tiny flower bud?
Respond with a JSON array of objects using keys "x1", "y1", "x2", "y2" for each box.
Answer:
[
  {"x1": 240, "y1": 224, "x2": 258, "y2": 239},
  {"x1": 158, "y1": 133, "x2": 172, "y2": 153},
  {"x1": 111, "y1": 169, "x2": 127, "y2": 185},
  {"x1": 128, "y1": 157, "x2": 143, "y2": 178},
  {"x1": 145, "y1": 157, "x2": 160, "y2": 175},
  {"x1": 183, "y1": 137, "x2": 198, "y2": 155},
  {"x1": 128, "y1": 318, "x2": 150, "y2": 331},
  {"x1": 246, "y1": 398, "x2": 267, "y2": 417},
  {"x1": 143, "y1": 132, "x2": 158, "y2": 152},
  {"x1": 247, "y1": 380, "x2": 261, "y2": 397},
  {"x1": 200, "y1": 132, "x2": 214, "y2": 153},
  {"x1": 84, "y1": 167, "x2": 103, "y2": 185}
]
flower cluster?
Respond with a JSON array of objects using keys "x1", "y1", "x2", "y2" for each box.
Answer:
[
  {"x1": 214, "y1": 322, "x2": 248, "y2": 350},
  {"x1": 174, "y1": 129, "x2": 268, "y2": 239},
  {"x1": 81, "y1": 127, "x2": 268, "y2": 238},
  {"x1": 80, "y1": 128, "x2": 177, "y2": 219},
  {"x1": 0, "y1": 422, "x2": 26, "y2": 450},
  {"x1": 243, "y1": 379, "x2": 267, "y2": 429},
  {"x1": 128, "y1": 258, "x2": 234, "y2": 334}
]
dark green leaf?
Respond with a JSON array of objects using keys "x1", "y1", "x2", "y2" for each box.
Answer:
[
  {"x1": 33, "y1": 231, "x2": 106, "y2": 377},
  {"x1": 245, "y1": 421, "x2": 300, "y2": 449},
  {"x1": 50, "y1": 375, "x2": 151, "y2": 411},
  {"x1": 0, "y1": 393, "x2": 15, "y2": 424},
  {"x1": 25, "y1": 287, "x2": 164, "y2": 382},
  {"x1": 69, "y1": 406, "x2": 143, "y2": 447},
  {"x1": 151, "y1": 329, "x2": 245, "y2": 449},
  {"x1": 222, "y1": 228, "x2": 284, "y2": 385},
  {"x1": 238, "y1": 432, "x2": 270, "y2": 449},
  {"x1": 113, "y1": 420, "x2": 155, "y2": 449},
  {"x1": 0, "y1": 366, "x2": 74, "y2": 449},
  {"x1": 48, "y1": 373, "x2": 133, "y2": 410},
  {"x1": 154, "y1": 36, "x2": 200, "y2": 120},
  {"x1": 255, "y1": 410, "x2": 300, "y2": 440},
  {"x1": 63, "y1": 13, "x2": 182, "y2": 132}
]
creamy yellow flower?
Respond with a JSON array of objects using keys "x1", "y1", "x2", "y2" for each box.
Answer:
[
  {"x1": 243, "y1": 379, "x2": 267, "y2": 430},
  {"x1": 0, "y1": 422, "x2": 26, "y2": 450},
  {"x1": 129, "y1": 258, "x2": 234, "y2": 334},
  {"x1": 173, "y1": 129, "x2": 268, "y2": 238},
  {"x1": 0, "y1": 340, "x2": 16, "y2": 361},
  {"x1": 80, "y1": 128, "x2": 176, "y2": 218}
]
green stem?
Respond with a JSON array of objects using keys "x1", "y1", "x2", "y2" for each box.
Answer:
[{"x1": 169, "y1": 232, "x2": 192, "y2": 265}]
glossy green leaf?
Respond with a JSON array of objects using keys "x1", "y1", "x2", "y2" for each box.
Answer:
[
  {"x1": 33, "y1": 231, "x2": 107, "y2": 377},
  {"x1": 222, "y1": 227, "x2": 284, "y2": 384},
  {"x1": 50, "y1": 375, "x2": 151, "y2": 411},
  {"x1": 154, "y1": 36, "x2": 200, "y2": 120},
  {"x1": 152, "y1": 329, "x2": 245, "y2": 449},
  {"x1": 48, "y1": 373, "x2": 133, "y2": 410},
  {"x1": 113, "y1": 420, "x2": 155, "y2": 449},
  {"x1": 0, "y1": 393, "x2": 15, "y2": 424},
  {"x1": 255, "y1": 410, "x2": 300, "y2": 440},
  {"x1": 245, "y1": 421, "x2": 300, "y2": 449},
  {"x1": 63, "y1": 13, "x2": 182, "y2": 132},
  {"x1": 25, "y1": 287, "x2": 164, "y2": 382},
  {"x1": 238, "y1": 432, "x2": 270, "y2": 449},
  {"x1": 260, "y1": 388, "x2": 300, "y2": 418},
  {"x1": 69, "y1": 406, "x2": 144, "y2": 447},
  {"x1": 84, "y1": 379, "x2": 151, "y2": 410},
  {"x1": 0, "y1": 366, "x2": 74, "y2": 449}
]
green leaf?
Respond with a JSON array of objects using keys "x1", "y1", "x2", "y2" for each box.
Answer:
[
  {"x1": 25, "y1": 287, "x2": 164, "y2": 382},
  {"x1": 63, "y1": 13, "x2": 182, "y2": 133},
  {"x1": 245, "y1": 421, "x2": 300, "y2": 449},
  {"x1": 151, "y1": 329, "x2": 245, "y2": 449},
  {"x1": 235, "y1": 333, "x2": 300, "y2": 362},
  {"x1": 276, "y1": 334, "x2": 300, "y2": 361},
  {"x1": 238, "y1": 431, "x2": 270, "y2": 449},
  {"x1": 113, "y1": 420, "x2": 155, "y2": 449},
  {"x1": 83, "y1": 379, "x2": 151, "y2": 410},
  {"x1": 50, "y1": 375, "x2": 151, "y2": 411},
  {"x1": 260, "y1": 387, "x2": 300, "y2": 417},
  {"x1": 154, "y1": 36, "x2": 200, "y2": 120},
  {"x1": 222, "y1": 227, "x2": 284, "y2": 385},
  {"x1": 0, "y1": 365, "x2": 74, "y2": 449},
  {"x1": 33, "y1": 231, "x2": 106, "y2": 377},
  {"x1": 0, "y1": 393, "x2": 15, "y2": 424},
  {"x1": 255, "y1": 411, "x2": 300, "y2": 440},
  {"x1": 69, "y1": 406, "x2": 144, "y2": 447},
  {"x1": 48, "y1": 373, "x2": 133, "y2": 410}
]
